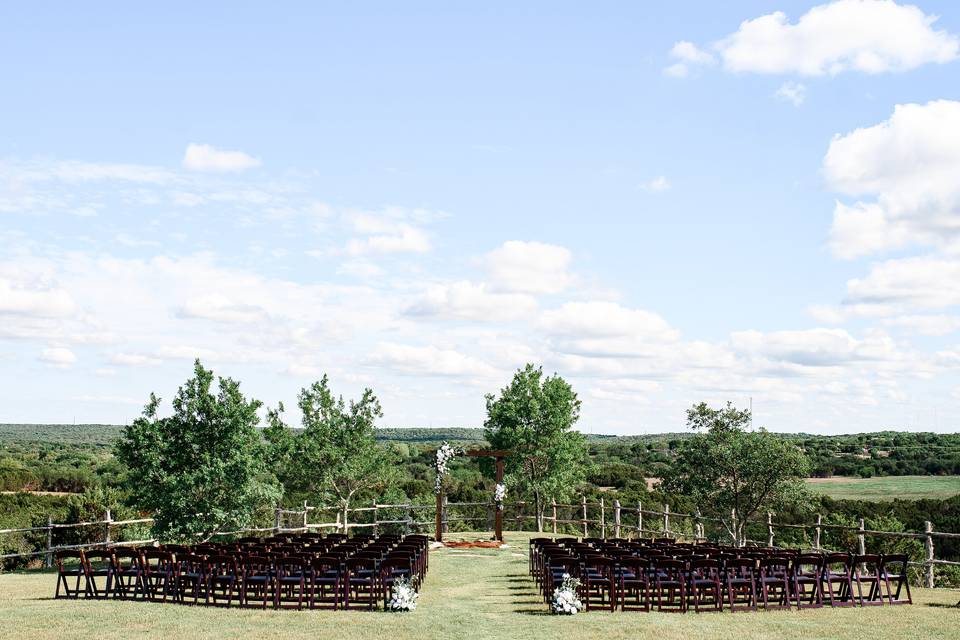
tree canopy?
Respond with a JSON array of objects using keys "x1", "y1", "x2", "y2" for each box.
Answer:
[
  {"x1": 484, "y1": 364, "x2": 587, "y2": 531},
  {"x1": 115, "y1": 360, "x2": 280, "y2": 541},
  {"x1": 266, "y1": 375, "x2": 396, "y2": 523},
  {"x1": 661, "y1": 401, "x2": 810, "y2": 545}
]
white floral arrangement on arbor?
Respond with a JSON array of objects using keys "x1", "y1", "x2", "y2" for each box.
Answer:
[
  {"x1": 388, "y1": 576, "x2": 419, "y2": 612},
  {"x1": 551, "y1": 573, "x2": 582, "y2": 615},
  {"x1": 434, "y1": 441, "x2": 464, "y2": 494},
  {"x1": 494, "y1": 483, "x2": 507, "y2": 511}
]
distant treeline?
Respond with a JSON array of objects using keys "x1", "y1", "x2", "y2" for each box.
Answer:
[{"x1": 2, "y1": 425, "x2": 959, "y2": 497}]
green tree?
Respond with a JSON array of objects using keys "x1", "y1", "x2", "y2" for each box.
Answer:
[
  {"x1": 276, "y1": 376, "x2": 396, "y2": 526},
  {"x1": 115, "y1": 360, "x2": 280, "y2": 542},
  {"x1": 661, "y1": 402, "x2": 810, "y2": 546},
  {"x1": 484, "y1": 364, "x2": 587, "y2": 531}
]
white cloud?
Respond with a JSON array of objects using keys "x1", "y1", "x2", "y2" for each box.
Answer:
[
  {"x1": 345, "y1": 224, "x2": 430, "y2": 255},
  {"x1": 39, "y1": 347, "x2": 76, "y2": 368},
  {"x1": 664, "y1": 40, "x2": 716, "y2": 77},
  {"x1": 539, "y1": 301, "x2": 680, "y2": 357},
  {"x1": 882, "y1": 314, "x2": 960, "y2": 336},
  {"x1": 71, "y1": 394, "x2": 141, "y2": 405},
  {"x1": 825, "y1": 100, "x2": 960, "y2": 258},
  {"x1": 182, "y1": 143, "x2": 261, "y2": 173},
  {"x1": 0, "y1": 267, "x2": 76, "y2": 317},
  {"x1": 483, "y1": 240, "x2": 573, "y2": 295},
  {"x1": 775, "y1": 81, "x2": 807, "y2": 106},
  {"x1": 844, "y1": 256, "x2": 960, "y2": 311},
  {"x1": 110, "y1": 352, "x2": 163, "y2": 367},
  {"x1": 730, "y1": 328, "x2": 900, "y2": 368},
  {"x1": 342, "y1": 209, "x2": 434, "y2": 256},
  {"x1": 719, "y1": 0, "x2": 958, "y2": 75},
  {"x1": 177, "y1": 294, "x2": 270, "y2": 324},
  {"x1": 670, "y1": 1, "x2": 958, "y2": 77},
  {"x1": 336, "y1": 261, "x2": 385, "y2": 279},
  {"x1": 639, "y1": 176, "x2": 671, "y2": 192},
  {"x1": 404, "y1": 281, "x2": 538, "y2": 321},
  {"x1": 366, "y1": 343, "x2": 499, "y2": 378}
]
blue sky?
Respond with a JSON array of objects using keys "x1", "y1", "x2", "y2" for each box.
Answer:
[{"x1": 2, "y1": 1, "x2": 960, "y2": 433}]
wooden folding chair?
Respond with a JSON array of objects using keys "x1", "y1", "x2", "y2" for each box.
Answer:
[
  {"x1": 878, "y1": 554, "x2": 913, "y2": 605},
  {"x1": 54, "y1": 550, "x2": 89, "y2": 599},
  {"x1": 821, "y1": 553, "x2": 855, "y2": 607}
]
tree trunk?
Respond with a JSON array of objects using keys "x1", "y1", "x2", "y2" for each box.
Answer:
[{"x1": 535, "y1": 492, "x2": 543, "y2": 532}]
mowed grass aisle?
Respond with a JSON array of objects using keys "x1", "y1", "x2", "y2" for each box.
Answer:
[{"x1": 0, "y1": 532, "x2": 958, "y2": 640}]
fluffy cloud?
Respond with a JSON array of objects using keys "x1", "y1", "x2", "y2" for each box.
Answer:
[
  {"x1": 343, "y1": 210, "x2": 434, "y2": 256},
  {"x1": 844, "y1": 256, "x2": 960, "y2": 311},
  {"x1": 483, "y1": 240, "x2": 573, "y2": 295},
  {"x1": 0, "y1": 268, "x2": 76, "y2": 317},
  {"x1": 366, "y1": 343, "x2": 500, "y2": 378},
  {"x1": 826, "y1": 100, "x2": 960, "y2": 258},
  {"x1": 775, "y1": 81, "x2": 807, "y2": 106},
  {"x1": 732, "y1": 328, "x2": 871, "y2": 367},
  {"x1": 669, "y1": 0, "x2": 958, "y2": 76},
  {"x1": 39, "y1": 347, "x2": 76, "y2": 368},
  {"x1": 663, "y1": 41, "x2": 716, "y2": 77},
  {"x1": 182, "y1": 143, "x2": 261, "y2": 172},
  {"x1": 539, "y1": 301, "x2": 680, "y2": 357},
  {"x1": 404, "y1": 281, "x2": 537, "y2": 321},
  {"x1": 882, "y1": 314, "x2": 960, "y2": 336}
]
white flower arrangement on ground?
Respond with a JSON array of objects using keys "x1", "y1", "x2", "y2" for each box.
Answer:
[
  {"x1": 494, "y1": 483, "x2": 507, "y2": 511},
  {"x1": 388, "y1": 576, "x2": 419, "y2": 612},
  {"x1": 551, "y1": 573, "x2": 582, "y2": 615},
  {"x1": 434, "y1": 441, "x2": 464, "y2": 494}
]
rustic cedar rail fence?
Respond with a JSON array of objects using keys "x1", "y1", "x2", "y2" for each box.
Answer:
[{"x1": 2, "y1": 499, "x2": 958, "y2": 588}]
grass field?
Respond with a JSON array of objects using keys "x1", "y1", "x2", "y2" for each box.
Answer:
[
  {"x1": 0, "y1": 532, "x2": 958, "y2": 640},
  {"x1": 805, "y1": 476, "x2": 960, "y2": 501}
]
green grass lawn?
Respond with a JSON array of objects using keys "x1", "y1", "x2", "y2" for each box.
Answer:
[
  {"x1": 805, "y1": 475, "x2": 960, "y2": 501},
  {"x1": 1, "y1": 532, "x2": 958, "y2": 640}
]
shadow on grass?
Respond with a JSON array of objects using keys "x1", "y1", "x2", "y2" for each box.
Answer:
[{"x1": 925, "y1": 602, "x2": 960, "y2": 609}]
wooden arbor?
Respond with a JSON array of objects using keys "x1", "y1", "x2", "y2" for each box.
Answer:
[{"x1": 435, "y1": 449, "x2": 509, "y2": 543}]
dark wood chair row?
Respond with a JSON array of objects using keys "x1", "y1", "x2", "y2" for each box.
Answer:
[
  {"x1": 528, "y1": 537, "x2": 912, "y2": 613},
  {"x1": 54, "y1": 533, "x2": 430, "y2": 610}
]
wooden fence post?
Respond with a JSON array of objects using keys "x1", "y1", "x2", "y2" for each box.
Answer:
[
  {"x1": 372, "y1": 500, "x2": 379, "y2": 537},
  {"x1": 637, "y1": 501, "x2": 643, "y2": 539},
  {"x1": 302, "y1": 500, "x2": 309, "y2": 531},
  {"x1": 857, "y1": 518, "x2": 866, "y2": 556},
  {"x1": 404, "y1": 504, "x2": 412, "y2": 536},
  {"x1": 925, "y1": 521, "x2": 935, "y2": 589},
  {"x1": 274, "y1": 507, "x2": 282, "y2": 533},
  {"x1": 767, "y1": 512, "x2": 775, "y2": 547},
  {"x1": 45, "y1": 515, "x2": 53, "y2": 568},
  {"x1": 551, "y1": 499, "x2": 558, "y2": 535},
  {"x1": 581, "y1": 496, "x2": 588, "y2": 538},
  {"x1": 694, "y1": 508, "x2": 703, "y2": 541},
  {"x1": 104, "y1": 509, "x2": 112, "y2": 545},
  {"x1": 814, "y1": 514, "x2": 822, "y2": 551},
  {"x1": 663, "y1": 503, "x2": 670, "y2": 537},
  {"x1": 614, "y1": 500, "x2": 621, "y2": 539},
  {"x1": 600, "y1": 497, "x2": 606, "y2": 539}
]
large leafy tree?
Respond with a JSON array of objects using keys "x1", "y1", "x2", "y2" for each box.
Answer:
[
  {"x1": 270, "y1": 376, "x2": 395, "y2": 525},
  {"x1": 661, "y1": 402, "x2": 810, "y2": 546},
  {"x1": 116, "y1": 360, "x2": 280, "y2": 542},
  {"x1": 484, "y1": 364, "x2": 587, "y2": 531}
]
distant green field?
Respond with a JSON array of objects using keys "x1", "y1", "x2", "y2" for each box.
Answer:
[{"x1": 806, "y1": 475, "x2": 960, "y2": 501}]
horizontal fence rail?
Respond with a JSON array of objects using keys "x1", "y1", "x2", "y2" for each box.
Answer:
[{"x1": 2, "y1": 497, "x2": 957, "y2": 587}]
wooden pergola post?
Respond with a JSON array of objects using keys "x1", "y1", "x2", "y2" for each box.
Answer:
[{"x1": 435, "y1": 448, "x2": 509, "y2": 543}]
